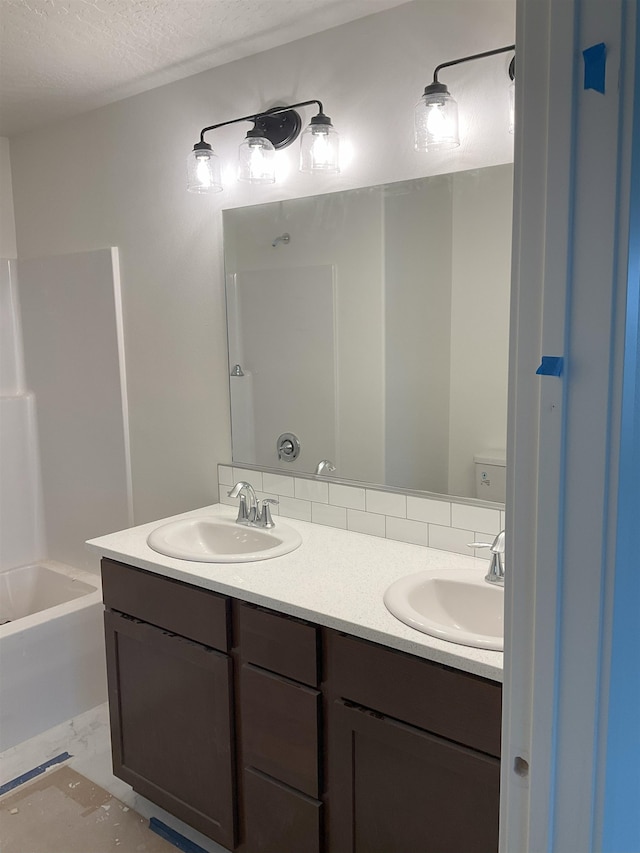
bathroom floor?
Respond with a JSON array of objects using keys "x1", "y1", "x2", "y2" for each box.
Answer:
[
  {"x1": 0, "y1": 765, "x2": 176, "y2": 853},
  {"x1": 0, "y1": 704, "x2": 228, "y2": 853}
]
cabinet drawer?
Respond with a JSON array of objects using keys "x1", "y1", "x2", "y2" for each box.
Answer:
[
  {"x1": 240, "y1": 663, "x2": 320, "y2": 797},
  {"x1": 102, "y1": 559, "x2": 229, "y2": 651},
  {"x1": 325, "y1": 630, "x2": 502, "y2": 757},
  {"x1": 237, "y1": 602, "x2": 319, "y2": 686},
  {"x1": 244, "y1": 767, "x2": 322, "y2": 853}
]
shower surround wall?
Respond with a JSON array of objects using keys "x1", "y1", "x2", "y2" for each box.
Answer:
[
  {"x1": 0, "y1": 259, "x2": 44, "y2": 570},
  {"x1": 0, "y1": 249, "x2": 133, "y2": 575},
  {"x1": 0, "y1": 240, "x2": 130, "y2": 747}
]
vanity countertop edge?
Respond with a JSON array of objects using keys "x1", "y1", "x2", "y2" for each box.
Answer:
[{"x1": 87, "y1": 503, "x2": 503, "y2": 683}]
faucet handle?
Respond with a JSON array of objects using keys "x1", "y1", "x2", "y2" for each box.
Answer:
[
  {"x1": 468, "y1": 530, "x2": 505, "y2": 552},
  {"x1": 257, "y1": 498, "x2": 278, "y2": 528},
  {"x1": 227, "y1": 481, "x2": 257, "y2": 524},
  {"x1": 228, "y1": 491, "x2": 249, "y2": 522}
]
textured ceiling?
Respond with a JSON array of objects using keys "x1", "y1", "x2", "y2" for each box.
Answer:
[{"x1": 0, "y1": 0, "x2": 408, "y2": 137}]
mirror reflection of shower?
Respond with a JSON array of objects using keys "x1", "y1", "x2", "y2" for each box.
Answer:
[{"x1": 223, "y1": 165, "x2": 512, "y2": 500}]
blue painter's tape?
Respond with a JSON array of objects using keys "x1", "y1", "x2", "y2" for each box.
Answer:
[
  {"x1": 536, "y1": 356, "x2": 564, "y2": 377},
  {"x1": 149, "y1": 817, "x2": 209, "y2": 853},
  {"x1": 583, "y1": 42, "x2": 606, "y2": 93},
  {"x1": 0, "y1": 751, "x2": 72, "y2": 797}
]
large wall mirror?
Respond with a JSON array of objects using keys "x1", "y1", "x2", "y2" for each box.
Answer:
[{"x1": 223, "y1": 163, "x2": 512, "y2": 503}]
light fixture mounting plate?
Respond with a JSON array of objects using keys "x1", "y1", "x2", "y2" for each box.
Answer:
[{"x1": 253, "y1": 108, "x2": 302, "y2": 149}]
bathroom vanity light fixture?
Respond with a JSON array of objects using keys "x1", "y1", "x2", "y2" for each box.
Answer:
[
  {"x1": 508, "y1": 56, "x2": 516, "y2": 134},
  {"x1": 187, "y1": 100, "x2": 339, "y2": 193},
  {"x1": 415, "y1": 44, "x2": 516, "y2": 151}
]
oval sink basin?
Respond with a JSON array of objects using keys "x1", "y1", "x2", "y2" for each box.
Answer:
[
  {"x1": 146, "y1": 517, "x2": 302, "y2": 563},
  {"x1": 384, "y1": 567, "x2": 504, "y2": 650}
]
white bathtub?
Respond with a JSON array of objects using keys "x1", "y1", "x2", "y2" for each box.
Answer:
[{"x1": 0, "y1": 561, "x2": 107, "y2": 752}]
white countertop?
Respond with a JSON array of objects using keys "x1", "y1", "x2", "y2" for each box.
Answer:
[{"x1": 87, "y1": 503, "x2": 503, "y2": 683}]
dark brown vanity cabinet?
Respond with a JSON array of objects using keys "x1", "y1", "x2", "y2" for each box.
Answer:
[
  {"x1": 235, "y1": 602, "x2": 323, "y2": 853},
  {"x1": 102, "y1": 559, "x2": 236, "y2": 849},
  {"x1": 102, "y1": 558, "x2": 502, "y2": 853},
  {"x1": 324, "y1": 631, "x2": 502, "y2": 853}
]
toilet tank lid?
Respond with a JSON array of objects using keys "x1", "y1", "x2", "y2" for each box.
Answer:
[{"x1": 474, "y1": 451, "x2": 506, "y2": 467}]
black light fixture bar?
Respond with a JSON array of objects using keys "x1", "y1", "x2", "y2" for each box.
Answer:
[
  {"x1": 198, "y1": 99, "x2": 326, "y2": 146},
  {"x1": 432, "y1": 44, "x2": 516, "y2": 84},
  {"x1": 187, "y1": 97, "x2": 339, "y2": 192}
]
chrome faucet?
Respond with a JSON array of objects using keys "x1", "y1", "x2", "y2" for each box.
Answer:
[
  {"x1": 227, "y1": 481, "x2": 258, "y2": 525},
  {"x1": 469, "y1": 530, "x2": 505, "y2": 586},
  {"x1": 315, "y1": 459, "x2": 336, "y2": 476},
  {"x1": 256, "y1": 498, "x2": 278, "y2": 529},
  {"x1": 227, "y1": 482, "x2": 279, "y2": 528}
]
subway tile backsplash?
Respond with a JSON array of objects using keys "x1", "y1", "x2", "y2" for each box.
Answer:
[
  {"x1": 277, "y1": 495, "x2": 312, "y2": 522},
  {"x1": 365, "y1": 489, "x2": 406, "y2": 518},
  {"x1": 407, "y1": 495, "x2": 451, "y2": 526},
  {"x1": 329, "y1": 482, "x2": 366, "y2": 511},
  {"x1": 346, "y1": 508, "x2": 386, "y2": 538},
  {"x1": 385, "y1": 516, "x2": 428, "y2": 547},
  {"x1": 294, "y1": 477, "x2": 329, "y2": 504},
  {"x1": 312, "y1": 502, "x2": 347, "y2": 529},
  {"x1": 451, "y1": 503, "x2": 501, "y2": 536},
  {"x1": 262, "y1": 472, "x2": 295, "y2": 497},
  {"x1": 218, "y1": 465, "x2": 503, "y2": 560},
  {"x1": 428, "y1": 523, "x2": 475, "y2": 556}
]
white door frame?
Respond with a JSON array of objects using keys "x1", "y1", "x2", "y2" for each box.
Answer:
[{"x1": 502, "y1": 0, "x2": 637, "y2": 850}]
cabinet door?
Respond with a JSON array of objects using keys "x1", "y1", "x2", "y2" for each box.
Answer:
[
  {"x1": 327, "y1": 699, "x2": 500, "y2": 853},
  {"x1": 104, "y1": 611, "x2": 236, "y2": 848}
]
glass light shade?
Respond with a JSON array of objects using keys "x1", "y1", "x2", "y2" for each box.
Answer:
[
  {"x1": 238, "y1": 136, "x2": 276, "y2": 184},
  {"x1": 508, "y1": 80, "x2": 515, "y2": 134},
  {"x1": 300, "y1": 121, "x2": 340, "y2": 173},
  {"x1": 187, "y1": 146, "x2": 223, "y2": 193},
  {"x1": 414, "y1": 89, "x2": 460, "y2": 151}
]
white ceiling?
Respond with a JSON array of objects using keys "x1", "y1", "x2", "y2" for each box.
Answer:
[{"x1": 0, "y1": 0, "x2": 408, "y2": 137}]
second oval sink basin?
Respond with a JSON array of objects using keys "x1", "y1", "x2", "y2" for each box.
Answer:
[
  {"x1": 384, "y1": 567, "x2": 504, "y2": 650},
  {"x1": 147, "y1": 517, "x2": 302, "y2": 563}
]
